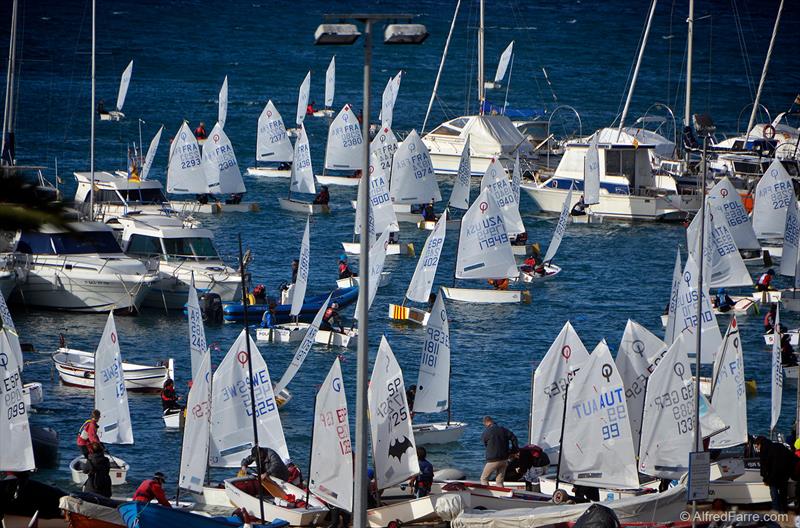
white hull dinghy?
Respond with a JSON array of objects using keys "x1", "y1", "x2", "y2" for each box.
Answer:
[
  {"x1": 569, "y1": 212, "x2": 603, "y2": 224},
  {"x1": 247, "y1": 100, "x2": 294, "y2": 179},
  {"x1": 224, "y1": 476, "x2": 329, "y2": 526},
  {"x1": 336, "y1": 272, "x2": 391, "y2": 289},
  {"x1": 367, "y1": 496, "x2": 440, "y2": 528},
  {"x1": 707, "y1": 466, "x2": 772, "y2": 506},
  {"x1": 660, "y1": 296, "x2": 757, "y2": 327},
  {"x1": 441, "y1": 286, "x2": 528, "y2": 304},
  {"x1": 256, "y1": 324, "x2": 356, "y2": 348},
  {"x1": 167, "y1": 200, "x2": 259, "y2": 215},
  {"x1": 278, "y1": 197, "x2": 329, "y2": 215},
  {"x1": 312, "y1": 109, "x2": 335, "y2": 118},
  {"x1": 412, "y1": 421, "x2": 468, "y2": 445},
  {"x1": 752, "y1": 290, "x2": 782, "y2": 304},
  {"x1": 245, "y1": 166, "x2": 291, "y2": 178},
  {"x1": 69, "y1": 454, "x2": 129, "y2": 486},
  {"x1": 764, "y1": 329, "x2": 799, "y2": 346},
  {"x1": 22, "y1": 382, "x2": 43, "y2": 408},
  {"x1": 53, "y1": 348, "x2": 174, "y2": 391},
  {"x1": 163, "y1": 408, "x2": 183, "y2": 429},
  {"x1": 316, "y1": 174, "x2": 361, "y2": 187},
  {"x1": 518, "y1": 188, "x2": 571, "y2": 283},
  {"x1": 342, "y1": 241, "x2": 412, "y2": 257},
  {"x1": 518, "y1": 263, "x2": 561, "y2": 282}
]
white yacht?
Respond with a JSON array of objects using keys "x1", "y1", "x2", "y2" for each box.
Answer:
[
  {"x1": 114, "y1": 215, "x2": 240, "y2": 310},
  {"x1": 5, "y1": 222, "x2": 157, "y2": 312},
  {"x1": 521, "y1": 139, "x2": 700, "y2": 221},
  {"x1": 74, "y1": 170, "x2": 171, "y2": 221}
]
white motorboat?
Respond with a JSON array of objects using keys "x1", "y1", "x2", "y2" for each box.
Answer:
[
  {"x1": 336, "y1": 272, "x2": 391, "y2": 289},
  {"x1": 70, "y1": 454, "x2": 129, "y2": 486},
  {"x1": 521, "y1": 138, "x2": 700, "y2": 221},
  {"x1": 412, "y1": 421, "x2": 468, "y2": 445},
  {"x1": 764, "y1": 329, "x2": 799, "y2": 346},
  {"x1": 224, "y1": 476, "x2": 329, "y2": 526},
  {"x1": 73, "y1": 170, "x2": 173, "y2": 221},
  {"x1": 256, "y1": 324, "x2": 356, "y2": 348},
  {"x1": 0, "y1": 253, "x2": 25, "y2": 299},
  {"x1": 6, "y1": 222, "x2": 157, "y2": 313},
  {"x1": 114, "y1": 215, "x2": 241, "y2": 309},
  {"x1": 52, "y1": 347, "x2": 174, "y2": 391}
]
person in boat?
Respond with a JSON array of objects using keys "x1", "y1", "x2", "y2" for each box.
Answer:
[
  {"x1": 133, "y1": 472, "x2": 171, "y2": 507},
  {"x1": 291, "y1": 259, "x2": 299, "y2": 284},
  {"x1": 226, "y1": 193, "x2": 243, "y2": 205},
  {"x1": 285, "y1": 458, "x2": 303, "y2": 487},
  {"x1": 194, "y1": 122, "x2": 207, "y2": 140},
  {"x1": 197, "y1": 193, "x2": 210, "y2": 205},
  {"x1": 480, "y1": 416, "x2": 519, "y2": 487},
  {"x1": 406, "y1": 385, "x2": 416, "y2": 416},
  {"x1": 488, "y1": 278, "x2": 509, "y2": 290},
  {"x1": 573, "y1": 484, "x2": 600, "y2": 503},
  {"x1": 504, "y1": 444, "x2": 550, "y2": 491},
  {"x1": 781, "y1": 334, "x2": 798, "y2": 367},
  {"x1": 409, "y1": 447, "x2": 434, "y2": 498},
  {"x1": 338, "y1": 254, "x2": 356, "y2": 279},
  {"x1": 571, "y1": 194, "x2": 587, "y2": 217},
  {"x1": 715, "y1": 288, "x2": 735, "y2": 313},
  {"x1": 277, "y1": 161, "x2": 292, "y2": 171},
  {"x1": 252, "y1": 284, "x2": 267, "y2": 305},
  {"x1": 756, "y1": 269, "x2": 776, "y2": 292},
  {"x1": 306, "y1": 101, "x2": 315, "y2": 115},
  {"x1": 388, "y1": 232, "x2": 400, "y2": 245},
  {"x1": 422, "y1": 200, "x2": 437, "y2": 222},
  {"x1": 160, "y1": 379, "x2": 181, "y2": 412},
  {"x1": 260, "y1": 301, "x2": 277, "y2": 329},
  {"x1": 321, "y1": 302, "x2": 345, "y2": 334},
  {"x1": 96, "y1": 99, "x2": 107, "y2": 116},
  {"x1": 764, "y1": 304, "x2": 778, "y2": 333},
  {"x1": 77, "y1": 409, "x2": 102, "y2": 457},
  {"x1": 511, "y1": 232, "x2": 528, "y2": 246},
  {"x1": 240, "y1": 446, "x2": 290, "y2": 482},
  {"x1": 314, "y1": 185, "x2": 330, "y2": 205},
  {"x1": 755, "y1": 435, "x2": 795, "y2": 513},
  {"x1": 82, "y1": 443, "x2": 112, "y2": 498},
  {"x1": 428, "y1": 292, "x2": 437, "y2": 308}
]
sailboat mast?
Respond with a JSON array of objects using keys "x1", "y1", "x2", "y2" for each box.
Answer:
[
  {"x1": 746, "y1": 0, "x2": 784, "y2": 138},
  {"x1": 683, "y1": 0, "x2": 693, "y2": 162},
  {"x1": 616, "y1": 0, "x2": 658, "y2": 140},
  {"x1": 89, "y1": 0, "x2": 96, "y2": 218},
  {"x1": 477, "y1": 0, "x2": 485, "y2": 115},
  {"x1": 421, "y1": 0, "x2": 461, "y2": 134},
  {"x1": 1, "y1": 0, "x2": 18, "y2": 166},
  {"x1": 554, "y1": 382, "x2": 570, "y2": 491}
]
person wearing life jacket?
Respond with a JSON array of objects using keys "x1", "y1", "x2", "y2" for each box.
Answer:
[
  {"x1": 757, "y1": 269, "x2": 776, "y2": 292},
  {"x1": 313, "y1": 185, "x2": 330, "y2": 205},
  {"x1": 306, "y1": 101, "x2": 315, "y2": 115},
  {"x1": 715, "y1": 288, "x2": 734, "y2": 313},
  {"x1": 161, "y1": 379, "x2": 181, "y2": 411},
  {"x1": 488, "y1": 278, "x2": 509, "y2": 290},
  {"x1": 338, "y1": 255, "x2": 356, "y2": 279},
  {"x1": 252, "y1": 284, "x2": 267, "y2": 304},
  {"x1": 781, "y1": 334, "x2": 798, "y2": 367},
  {"x1": 260, "y1": 301, "x2": 277, "y2": 329},
  {"x1": 409, "y1": 447, "x2": 434, "y2": 498},
  {"x1": 285, "y1": 459, "x2": 303, "y2": 487},
  {"x1": 96, "y1": 99, "x2": 107, "y2": 116},
  {"x1": 570, "y1": 194, "x2": 587, "y2": 217},
  {"x1": 291, "y1": 259, "x2": 299, "y2": 284},
  {"x1": 322, "y1": 302, "x2": 345, "y2": 333},
  {"x1": 422, "y1": 200, "x2": 436, "y2": 222},
  {"x1": 77, "y1": 409, "x2": 102, "y2": 457},
  {"x1": 765, "y1": 304, "x2": 777, "y2": 333},
  {"x1": 194, "y1": 122, "x2": 207, "y2": 140},
  {"x1": 133, "y1": 472, "x2": 171, "y2": 507}
]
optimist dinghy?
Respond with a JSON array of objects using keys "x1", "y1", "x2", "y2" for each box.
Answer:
[
  {"x1": 278, "y1": 124, "x2": 329, "y2": 214},
  {"x1": 245, "y1": 100, "x2": 293, "y2": 178},
  {"x1": 312, "y1": 56, "x2": 336, "y2": 118},
  {"x1": 519, "y1": 189, "x2": 571, "y2": 282},
  {"x1": 99, "y1": 60, "x2": 132, "y2": 121},
  {"x1": 316, "y1": 104, "x2": 363, "y2": 186}
]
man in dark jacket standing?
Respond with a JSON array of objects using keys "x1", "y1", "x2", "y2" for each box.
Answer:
[
  {"x1": 240, "y1": 446, "x2": 290, "y2": 482},
  {"x1": 480, "y1": 416, "x2": 519, "y2": 487},
  {"x1": 83, "y1": 443, "x2": 112, "y2": 498},
  {"x1": 756, "y1": 436, "x2": 796, "y2": 513}
]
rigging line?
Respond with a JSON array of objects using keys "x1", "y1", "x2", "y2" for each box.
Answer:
[
  {"x1": 706, "y1": 15, "x2": 712, "y2": 116},
  {"x1": 464, "y1": 0, "x2": 477, "y2": 116},
  {"x1": 614, "y1": 0, "x2": 654, "y2": 125},
  {"x1": 507, "y1": 0, "x2": 547, "y2": 109},
  {"x1": 666, "y1": 0, "x2": 676, "y2": 108},
  {"x1": 64, "y1": 0, "x2": 92, "y2": 143},
  {"x1": 730, "y1": 0, "x2": 755, "y2": 100}
]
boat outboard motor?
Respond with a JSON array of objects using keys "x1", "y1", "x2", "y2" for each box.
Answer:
[{"x1": 199, "y1": 293, "x2": 223, "y2": 324}]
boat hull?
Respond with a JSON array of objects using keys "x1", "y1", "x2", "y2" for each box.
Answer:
[
  {"x1": 255, "y1": 325, "x2": 355, "y2": 348},
  {"x1": 342, "y1": 242, "x2": 413, "y2": 256},
  {"x1": 53, "y1": 348, "x2": 173, "y2": 391},
  {"x1": 69, "y1": 455, "x2": 129, "y2": 486},
  {"x1": 441, "y1": 287, "x2": 530, "y2": 304},
  {"x1": 316, "y1": 174, "x2": 360, "y2": 187},
  {"x1": 388, "y1": 303, "x2": 430, "y2": 326},
  {"x1": 143, "y1": 267, "x2": 241, "y2": 310},
  {"x1": 224, "y1": 477, "x2": 328, "y2": 526},
  {"x1": 245, "y1": 166, "x2": 291, "y2": 178},
  {"x1": 412, "y1": 421, "x2": 467, "y2": 445},
  {"x1": 278, "y1": 197, "x2": 329, "y2": 215},
  {"x1": 221, "y1": 287, "x2": 358, "y2": 323},
  {"x1": 752, "y1": 290, "x2": 781, "y2": 304},
  {"x1": 336, "y1": 272, "x2": 391, "y2": 289},
  {"x1": 163, "y1": 408, "x2": 183, "y2": 429},
  {"x1": 518, "y1": 264, "x2": 561, "y2": 282},
  {"x1": 168, "y1": 200, "x2": 260, "y2": 214},
  {"x1": 367, "y1": 496, "x2": 439, "y2": 528},
  {"x1": 764, "y1": 330, "x2": 799, "y2": 346}
]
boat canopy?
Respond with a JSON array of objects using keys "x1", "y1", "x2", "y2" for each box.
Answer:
[
  {"x1": 74, "y1": 171, "x2": 167, "y2": 205},
  {"x1": 592, "y1": 127, "x2": 675, "y2": 160},
  {"x1": 427, "y1": 115, "x2": 535, "y2": 157}
]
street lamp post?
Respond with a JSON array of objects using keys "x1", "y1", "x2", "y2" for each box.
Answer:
[{"x1": 315, "y1": 16, "x2": 427, "y2": 527}]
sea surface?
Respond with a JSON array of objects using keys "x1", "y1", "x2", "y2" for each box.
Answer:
[{"x1": 2, "y1": 0, "x2": 800, "y2": 501}]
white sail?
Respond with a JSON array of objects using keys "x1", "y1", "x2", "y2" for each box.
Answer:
[
  {"x1": 363, "y1": 150, "x2": 399, "y2": 235},
  {"x1": 559, "y1": 341, "x2": 639, "y2": 489},
  {"x1": 480, "y1": 159, "x2": 525, "y2": 235},
  {"x1": 355, "y1": 227, "x2": 390, "y2": 319},
  {"x1": 0, "y1": 332, "x2": 34, "y2": 472},
  {"x1": 415, "y1": 294, "x2": 450, "y2": 413},
  {"x1": 380, "y1": 71, "x2": 402, "y2": 130},
  {"x1": 494, "y1": 41, "x2": 514, "y2": 83},
  {"x1": 94, "y1": 312, "x2": 133, "y2": 445},
  {"x1": 511, "y1": 152, "x2": 521, "y2": 205},
  {"x1": 310, "y1": 358, "x2": 353, "y2": 511},
  {"x1": 256, "y1": 101, "x2": 293, "y2": 162},
  {"x1": 780, "y1": 195, "x2": 799, "y2": 279},
  {"x1": 218, "y1": 76, "x2": 228, "y2": 129},
  {"x1": 406, "y1": 212, "x2": 447, "y2": 303},
  {"x1": 0, "y1": 286, "x2": 22, "y2": 372},
  {"x1": 615, "y1": 319, "x2": 668, "y2": 454},
  {"x1": 638, "y1": 333, "x2": 695, "y2": 479},
  {"x1": 686, "y1": 199, "x2": 752, "y2": 288},
  {"x1": 291, "y1": 218, "x2": 311, "y2": 317},
  {"x1": 370, "y1": 126, "x2": 399, "y2": 175},
  {"x1": 295, "y1": 71, "x2": 311, "y2": 127},
  {"x1": 178, "y1": 351, "x2": 211, "y2": 493},
  {"x1": 456, "y1": 188, "x2": 518, "y2": 280},
  {"x1": 290, "y1": 125, "x2": 315, "y2": 195},
  {"x1": 325, "y1": 104, "x2": 363, "y2": 171},
  {"x1": 368, "y1": 336, "x2": 420, "y2": 489},
  {"x1": 140, "y1": 126, "x2": 163, "y2": 182},
  {"x1": 354, "y1": 171, "x2": 372, "y2": 239},
  {"x1": 167, "y1": 122, "x2": 206, "y2": 194},
  {"x1": 324, "y1": 57, "x2": 335, "y2": 109},
  {"x1": 390, "y1": 130, "x2": 441, "y2": 205},
  {"x1": 542, "y1": 188, "x2": 572, "y2": 264},
  {"x1": 753, "y1": 159, "x2": 794, "y2": 239},
  {"x1": 115, "y1": 60, "x2": 133, "y2": 111},
  {"x1": 187, "y1": 283, "x2": 208, "y2": 381},
  {"x1": 709, "y1": 317, "x2": 748, "y2": 449},
  {"x1": 274, "y1": 295, "x2": 331, "y2": 396},
  {"x1": 448, "y1": 138, "x2": 472, "y2": 210},
  {"x1": 664, "y1": 249, "x2": 682, "y2": 345},
  {"x1": 203, "y1": 122, "x2": 245, "y2": 194},
  {"x1": 529, "y1": 321, "x2": 590, "y2": 455},
  {"x1": 209, "y1": 330, "x2": 289, "y2": 467},
  {"x1": 771, "y1": 305, "x2": 782, "y2": 431},
  {"x1": 584, "y1": 135, "x2": 600, "y2": 205},
  {"x1": 673, "y1": 254, "x2": 722, "y2": 364},
  {"x1": 708, "y1": 177, "x2": 760, "y2": 250}
]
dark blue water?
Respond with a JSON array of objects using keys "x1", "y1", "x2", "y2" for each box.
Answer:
[{"x1": 3, "y1": 0, "x2": 800, "y2": 499}]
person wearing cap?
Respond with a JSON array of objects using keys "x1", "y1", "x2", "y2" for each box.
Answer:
[
  {"x1": 757, "y1": 269, "x2": 776, "y2": 292},
  {"x1": 322, "y1": 302, "x2": 345, "y2": 334},
  {"x1": 715, "y1": 288, "x2": 734, "y2": 313},
  {"x1": 240, "y1": 446, "x2": 289, "y2": 482},
  {"x1": 313, "y1": 185, "x2": 330, "y2": 205},
  {"x1": 133, "y1": 472, "x2": 171, "y2": 507},
  {"x1": 338, "y1": 255, "x2": 356, "y2": 280},
  {"x1": 422, "y1": 200, "x2": 437, "y2": 222}
]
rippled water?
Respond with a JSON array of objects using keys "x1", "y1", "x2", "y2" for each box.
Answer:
[{"x1": 4, "y1": 0, "x2": 800, "y2": 501}]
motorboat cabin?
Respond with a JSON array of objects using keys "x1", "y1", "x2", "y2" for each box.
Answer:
[{"x1": 74, "y1": 170, "x2": 170, "y2": 221}]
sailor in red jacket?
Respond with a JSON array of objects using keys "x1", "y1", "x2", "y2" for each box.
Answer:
[
  {"x1": 76, "y1": 409, "x2": 102, "y2": 457},
  {"x1": 756, "y1": 269, "x2": 775, "y2": 292},
  {"x1": 133, "y1": 472, "x2": 171, "y2": 507}
]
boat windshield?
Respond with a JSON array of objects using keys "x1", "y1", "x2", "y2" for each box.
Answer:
[
  {"x1": 162, "y1": 237, "x2": 219, "y2": 261},
  {"x1": 17, "y1": 231, "x2": 122, "y2": 255}
]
